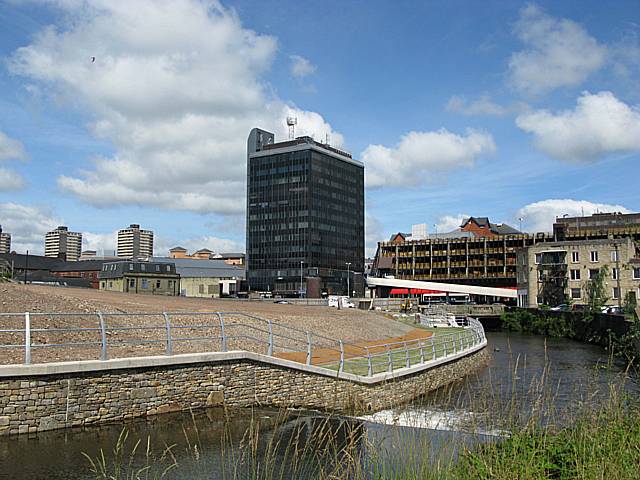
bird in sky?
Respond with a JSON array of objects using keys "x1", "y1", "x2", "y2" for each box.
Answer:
[{"x1": 91, "y1": 56, "x2": 95, "y2": 63}]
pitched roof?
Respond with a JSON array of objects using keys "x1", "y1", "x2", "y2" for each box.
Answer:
[
  {"x1": 0, "y1": 253, "x2": 64, "y2": 271},
  {"x1": 51, "y1": 260, "x2": 109, "y2": 272},
  {"x1": 169, "y1": 246, "x2": 187, "y2": 252},
  {"x1": 150, "y1": 257, "x2": 245, "y2": 279}
]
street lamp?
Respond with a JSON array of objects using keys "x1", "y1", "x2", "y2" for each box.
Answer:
[
  {"x1": 518, "y1": 217, "x2": 523, "y2": 232},
  {"x1": 299, "y1": 260, "x2": 304, "y2": 298},
  {"x1": 345, "y1": 262, "x2": 351, "y2": 297}
]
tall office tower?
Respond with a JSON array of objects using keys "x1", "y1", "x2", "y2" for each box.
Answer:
[
  {"x1": 44, "y1": 226, "x2": 82, "y2": 261},
  {"x1": 246, "y1": 128, "x2": 364, "y2": 297},
  {"x1": 0, "y1": 225, "x2": 11, "y2": 254},
  {"x1": 117, "y1": 224, "x2": 154, "y2": 259}
]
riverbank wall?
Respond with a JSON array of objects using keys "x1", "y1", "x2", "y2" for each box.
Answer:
[{"x1": 0, "y1": 345, "x2": 488, "y2": 436}]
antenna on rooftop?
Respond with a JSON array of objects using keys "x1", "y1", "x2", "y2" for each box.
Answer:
[
  {"x1": 286, "y1": 116, "x2": 297, "y2": 140},
  {"x1": 325, "y1": 132, "x2": 330, "y2": 145}
]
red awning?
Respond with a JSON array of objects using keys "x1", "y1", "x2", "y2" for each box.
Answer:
[
  {"x1": 389, "y1": 288, "x2": 409, "y2": 294},
  {"x1": 410, "y1": 288, "x2": 444, "y2": 294},
  {"x1": 389, "y1": 288, "x2": 445, "y2": 295}
]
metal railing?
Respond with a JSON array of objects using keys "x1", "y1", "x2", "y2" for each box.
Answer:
[{"x1": 0, "y1": 312, "x2": 486, "y2": 377}]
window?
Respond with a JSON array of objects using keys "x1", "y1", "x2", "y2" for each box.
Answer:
[
  {"x1": 141, "y1": 279, "x2": 149, "y2": 289},
  {"x1": 571, "y1": 251, "x2": 579, "y2": 263},
  {"x1": 612, "y1": 268, "x2": 619, "y2": 280},
  {"x1": 101, "y1": 281, "x2": 105, "y2": 288},
  {"x1": 611, "y1": 250, "x2": 619, "y2": 262},
  {"x1": 613, "y1": 287, "x2": 620, "y2": 299},
  {"x1": 129, "y1": 264, "x2": 134, "y2": 271},
  {"x1": 129, "y1": 279, "x2": 135, "y2": 288},
  {"x1": 570, "y1": 269, "x2": 581, "y2": 281},
  {"x1": 571, "y1": 288, "x2": 581, "y2": 299},
  {"x1": 633, "y1": 267, "x2": 640, "y2": 280},
  {"x1": 156, "y1": 280, "x2": 161, "y2": 289},
  {"x1": 155, "y1": 265, "x2": 160, "y2": 272},
  {"x1": 141, "y1": 264, "x2": 146, "y2": 271},
  {"x1": 199, "y1": 284, "x2": 205, "y2": 294},
  {"x1": 590, "y1": 251, "x2": 599, "y2": 262},
  {"x1": 166, "y1": 265, "x2": 171, "y2": 272},
  {"x1": 108, "y1": 281, "x2": 113, "y2": 288},
  {"x1": 208, "y1": 284, "x2": 215, "y2": 294},
  {"x1": 535, "y1": 253, "x2": 541, "y2": 264},
  {"x1": 589, "y1": 268, "x2": 600, "y2": 279}
]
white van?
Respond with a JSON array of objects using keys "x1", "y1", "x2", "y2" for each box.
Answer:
[{"x1": 328, "y1": 295, "x2": 355, "y2": 309}]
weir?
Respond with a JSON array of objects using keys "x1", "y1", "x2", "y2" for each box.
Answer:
[{"x1": 0, "y1": 312, "x2": 488, "y2": 436}]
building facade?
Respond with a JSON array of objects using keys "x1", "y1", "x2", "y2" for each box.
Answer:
[
  {"x1": 373, "y1": 217, "x2": 542, "y2": 290},
  {"x1": 553, "y1": 212, "x2": 640, "y2": 242},
  {"x1": 0, "y1": 225, "x2": 10, "y2": 254},
  {"x1": 44, "y1": 226, "x2": 82, "y2": 262},
  {"x1": 117, "y1": 224, "x2": 154, "y2": 259},
  {"x1": 516, "y1": 238, "x2": 640, "y2": 308},
  {"x1": 99, "y1": 261, "x2": 179, "y2": 295},
  {"x1": 51, "y1": 260, "x2": 108, "y2": 289},
  {"x1": 246, "y1": 129, "x2": 364, "y2": 297},
  {"x1": 152, "y1": 257, "x2": 245, "y2": 298}
]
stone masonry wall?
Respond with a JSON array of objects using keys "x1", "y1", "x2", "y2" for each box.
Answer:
[{"x1": 0, "y1": 348, "x2": 489, "y2": 436}]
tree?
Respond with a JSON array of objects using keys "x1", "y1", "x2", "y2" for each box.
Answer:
[
  {"x1": 584, "y1": 265, "x2": 609, "y2": 313},
  {"x1": 623, "y1": 291, "x2": 638, "y2": 319}
]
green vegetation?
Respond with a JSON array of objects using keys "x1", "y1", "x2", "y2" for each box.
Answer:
[
  {"x1": 453, "y1": 401, "x2": 640, "y2": 480},
  {"x1": 584, "y1": 265, "x2": 610, "y2": 313},
  {"x1": 500, "y1": 309, "x2": 575, "y2": 338}
]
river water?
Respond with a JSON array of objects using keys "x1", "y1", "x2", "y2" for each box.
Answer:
[{"x1": 0, "y1": 332, "x2": 637, "y2": 479}]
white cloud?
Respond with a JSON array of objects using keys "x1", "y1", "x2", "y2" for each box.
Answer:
[
  {"x1": 155, "y1": 235, "x2": 243, "y2": 257},
  {"x1": 9, "y1": 0, "x2": 341, "y2": 215},
  {"x1": 289, "y1": 55, "x2": 316, "y2": 78},
  {"x1": 0, "y1": 202, "x2": 62, "y2": 254},
  {"x1": 81, "y1": 231, "x2": 243, "y2": 257},
  {"x1": 365, "y1": 215, "x2": 385, "y2": 258},
  {"x1": 0, "y1": 131, "x2": 26, "y2": 161},
  {"x1": 516, "y1": 199, "x2": 631, "y2": 233},
  {"x1": 435, "y1": 214, "x2": 469, "y2": 233},
  {"x1": 516, "y1": 91, "x2": 640, "y2": 162},
  {"x1": 446, "y1": 95, "x2": 510, "y2": 116},
  {"x1": 362, "y1": 129, "x2": 495, "y2": 188},
  {"x1": 0, "y1": 167, "x2": 26, "y2": 191},
  {"x1": 509, "y1": 4, "x2": 606, "y2": 95}
]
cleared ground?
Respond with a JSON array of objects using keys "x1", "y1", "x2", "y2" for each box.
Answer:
[{"x1": 0, "y1": 283, "x2": 413, "y2": 365}]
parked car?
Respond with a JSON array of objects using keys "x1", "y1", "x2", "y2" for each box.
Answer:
[
  {"x1": 273, "y1": 299, "x2": 290, "y2": 304},
  {"x1": 571, "y1": 304, "x2": 587, "y2": 312},
  {"x1": 602, "y1": 306, "x2": 623, "y2": 315},
  {"x1": 550, "y1": 304, "x2": 571, "y2": 312}
]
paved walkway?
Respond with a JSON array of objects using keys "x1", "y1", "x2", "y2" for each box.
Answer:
[{"x1": 275, "y1": 328, "x2": 433, "y2": 366}]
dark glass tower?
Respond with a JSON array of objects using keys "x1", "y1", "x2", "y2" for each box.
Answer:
[{"x1": 246, "y1": 129, "x2": 364, "y2": 297}]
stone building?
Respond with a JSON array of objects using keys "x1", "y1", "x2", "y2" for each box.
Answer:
[
  {"x1": 516, "y1": 237, "x2": 640, "y2": 308},
  {"x1": 151, "y1": 257, "x2": 245, "y2": 297},
  {"x1": 99, "y1": 261, "x2": 179, "y2": 295}
]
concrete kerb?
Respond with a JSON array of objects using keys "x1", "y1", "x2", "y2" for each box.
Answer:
[{"x1": 0, "y1": 340, "x2": 487, "y2": 385}]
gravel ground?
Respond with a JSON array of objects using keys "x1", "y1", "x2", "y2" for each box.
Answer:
[{"x1": 0, "y1": 283, "x2": 412, "y2": 365}]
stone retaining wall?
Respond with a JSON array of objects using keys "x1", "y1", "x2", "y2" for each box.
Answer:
[{"x1": 0, "y1": 347, "x2": 489, "y2": 436}]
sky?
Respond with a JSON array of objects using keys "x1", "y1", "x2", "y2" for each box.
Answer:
[{"x1": 0, "y1": 0, "x2": 639, "y2": 257}]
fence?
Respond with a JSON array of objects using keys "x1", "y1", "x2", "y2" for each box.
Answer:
[{"x1": 0, "y1": 312, "x2": 486, "y2": 377}]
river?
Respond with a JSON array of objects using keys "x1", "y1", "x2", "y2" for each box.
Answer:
[{"x1": 0, "y1": 331, "x2": 636, "y2": 479}]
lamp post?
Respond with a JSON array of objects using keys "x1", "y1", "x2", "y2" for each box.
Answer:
[
  {"x1": 299, "y1": 260, "x2": 304, "y2": 298},
  {"x1": 345, "y1": 262, "x2": 351, "y2": 297},
  {"x1": 518, "y1": 217, "x2": 523, "y2": 233}
]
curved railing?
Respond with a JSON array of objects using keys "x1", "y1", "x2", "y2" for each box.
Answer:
[{"x1": 0, "y1": 312, "x2": 486, "y2": 377}]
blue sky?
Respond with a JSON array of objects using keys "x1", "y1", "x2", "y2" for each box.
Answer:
[{"x1": 0, "y1": 0, "x2": 638, "y2": 256}]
